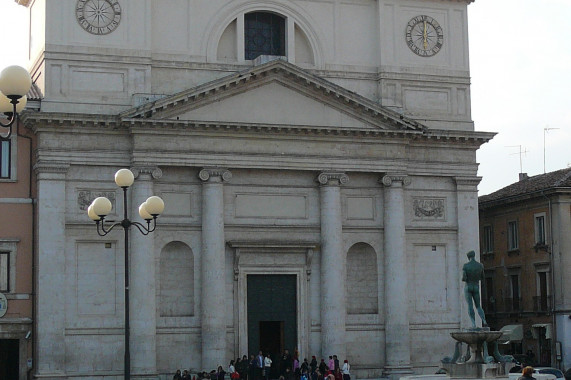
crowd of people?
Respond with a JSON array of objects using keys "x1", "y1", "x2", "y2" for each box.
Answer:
[{"x1": 173, "y1": 349, "x2": 351, "y2": 380}]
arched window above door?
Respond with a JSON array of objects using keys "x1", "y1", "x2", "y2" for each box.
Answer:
[{"x1": 216, "y1": 11, "x2": 315, "y2": 66}]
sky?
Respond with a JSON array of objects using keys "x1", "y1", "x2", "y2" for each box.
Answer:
[{"x1": 1, "y1": 0, "x2": 569, "y2": 196}]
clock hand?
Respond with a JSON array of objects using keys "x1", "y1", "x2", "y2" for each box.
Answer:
[{"x1": 423, "y1": 21, "x2": 428, "y2": 49}]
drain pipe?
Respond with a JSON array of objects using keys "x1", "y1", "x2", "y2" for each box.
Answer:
[{"x1": 540, "y1": 190, "x2": 558, "y2": 368}]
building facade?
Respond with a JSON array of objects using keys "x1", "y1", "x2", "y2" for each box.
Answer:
[
  {"x1": 0, "y1": 116, "x2": 37, "y2": 378},
  {"x1": 479, "y1": 169, "x2": 571, "y2": 370},
  {"x1": 16, "y1": 0, "x2": 494, "y2": 379}
]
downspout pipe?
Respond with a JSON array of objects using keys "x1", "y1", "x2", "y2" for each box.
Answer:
[{"x1": 540, "y1": 190, "x2": 558, "y2": 368}]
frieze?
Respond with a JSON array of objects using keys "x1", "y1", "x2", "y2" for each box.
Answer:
[
  {"x1": 413, "y1": 198, "x2": 445, "y2": 220},
  {"x1": 78, "y1": 190, "x2": 116, "y2": 211}
]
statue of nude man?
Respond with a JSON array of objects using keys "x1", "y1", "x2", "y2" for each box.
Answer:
[{"x1": 462, "y1": 250, "x2": 488, "y2": 328}]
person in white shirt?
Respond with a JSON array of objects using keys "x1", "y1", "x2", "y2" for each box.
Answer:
[
  {"x1": 264, "y1": 354, "x2": 273, "y2": 380},
  {"x1": 341, "y1": 360, "x2": 350, "y2": 380}
]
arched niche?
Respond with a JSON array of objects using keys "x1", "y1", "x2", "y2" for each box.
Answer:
[
  {"x1": 346, "y1": 242, "x2": 379, "y2": 314},
  {"x1": 159, "y1": 241, "x2": 194, "y2": 317}
]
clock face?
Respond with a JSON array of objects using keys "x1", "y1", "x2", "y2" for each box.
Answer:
[
  {"x1": 405, "y1": 15, "x2": 443, "y2": 57},
  {"x1": 76, "y1": 0, "x2": 122, "y2": 35}
]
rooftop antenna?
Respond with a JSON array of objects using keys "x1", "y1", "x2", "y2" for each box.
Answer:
[
  {"x1": 506, "y1": 145, "x2": 529, "y2": 174},
  {"x1": 543, "y1": 126, "x2": 559, "y2": 173}
]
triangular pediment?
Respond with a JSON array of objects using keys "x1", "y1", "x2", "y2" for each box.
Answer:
[{"x1": 121, "y1": 59, "x2": 424, "y2": 133}]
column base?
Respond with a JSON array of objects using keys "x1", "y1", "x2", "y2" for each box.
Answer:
[{"x1": 382, "y1": 365, "x2": 414, "y2": 380}]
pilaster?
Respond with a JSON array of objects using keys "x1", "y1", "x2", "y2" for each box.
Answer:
[
  {"x1": 33, "y1": 161, "x2": 69, "y2": 378},
  {"x1": 129, "y1": 165, "x2": 162, "y2": 378},
  {"x1": 318, "y1": 172, "x2": 348, "y2": 359},
  {"x1": 199, "y1": 168, "x2": 231, "y2": 370},
  {"x1": 454, "y1": 176, "x2": 481, "y2": 330},
  {"x1": 380, "y1": 173, "x2": 413, "y2": 378}
]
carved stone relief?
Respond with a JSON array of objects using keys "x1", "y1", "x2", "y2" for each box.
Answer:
[
  {"x1": 77, "y1": 190, "x2": 116, "y2": 211},
  {"x1": 413, "y1": 197, "x2": 446, "y2": 220}
]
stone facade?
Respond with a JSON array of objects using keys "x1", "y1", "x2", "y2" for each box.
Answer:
[{"x1": 16, "y1": 0, "x2": 494, "y2": 379}]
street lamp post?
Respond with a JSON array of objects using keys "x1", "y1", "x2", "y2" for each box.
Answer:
[
  {"x1": 0, "y1": 65, "x2": 32, "y2": 140},
  {"x1": 87, "y1": 168, "x2": 164, "y2": 380}
]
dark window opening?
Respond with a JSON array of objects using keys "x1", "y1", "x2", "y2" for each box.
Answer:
[
  {"x1": 0, "y1": 140, "x2": 11, "y2": 179},
  {"x1": 245, "y1": 12, "x2": 285, "y2": 60},
  {"x1": 0, "y1": 252, "x2": 9, "y2": 292}
]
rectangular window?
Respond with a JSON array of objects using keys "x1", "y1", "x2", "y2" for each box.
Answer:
[
  {"x1": 507, "y1": 220, "x2": 519, "y2": 250},
  {"x1": 535, "y1": 215, "x2": 546, "y2": 245},
  {"x1": 0, "y1": 251, "x2": 9, "y2": 292},
  {"x1": 482, "y1": 225, "x2": 494, "y2": 253},
  {"x1": 509, "y1": 274, "x2": 520, "y2": 311},
  {"x1": 0, "y1": 140, "x2": 11, "y2": 179}
]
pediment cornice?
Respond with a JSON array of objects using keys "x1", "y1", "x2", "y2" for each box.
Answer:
[{"x1": 119, "y1": 59, "x2": 425, "y2": 132}]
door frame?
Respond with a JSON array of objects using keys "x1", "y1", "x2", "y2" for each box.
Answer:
[{"x1": 230, "y1": 242, "x2": 315, "y2": 358}]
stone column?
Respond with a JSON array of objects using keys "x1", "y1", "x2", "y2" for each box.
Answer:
[
  {"x1": 381, "y1": 174, "x2": 413, "y2": 378},
  {"x1": 318, "y1": 172, "x2": 348, "y2": 359},
  {"x1": 34, "y1": 161, "x2": 69, "y2": 378},
  {"x1": 130, "y1": 166, "x2": 162, "y2": 377},
  {"x1": 454, "y1": 177, "x2": 482, "y2": 329},
  {"x1": 199, "y1": 168, "x2": 231, "y2": 370}
]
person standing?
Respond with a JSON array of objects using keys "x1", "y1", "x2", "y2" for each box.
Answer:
[
  {"x1": 173, "y1": 370, "x2": 183, "y2": 380},
  {"x1": 280, "y1": 349, "x2": 292, "y2": 376},
  {"x1": 264, "y1": 353, "x2": 273, "y2": 380},
  {"x1": 341, "y1": 360, "x2": 350, "y2": 380},
  {"x1": 327, "y1": 357, "x2": 334, "y2": 374},
  {"x1": 309, "y1": 357, "x2": 317, "y2": 374}
]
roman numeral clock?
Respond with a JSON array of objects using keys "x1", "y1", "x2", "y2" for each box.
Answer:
[
  {"x1": 76, "y1": 0, "x2": 122, "y2": 35},
  {"x1": 405, "y1": 15, "x2": 444, "y2": 57}
]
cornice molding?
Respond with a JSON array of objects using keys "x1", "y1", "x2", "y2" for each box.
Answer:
[{"x1": 22, "y1": 111, "x2": 494, "y2": 145}]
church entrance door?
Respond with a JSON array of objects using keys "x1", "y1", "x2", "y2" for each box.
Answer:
[{"x1": 247, "y1": 275, "x2": 297, "y2": 358}]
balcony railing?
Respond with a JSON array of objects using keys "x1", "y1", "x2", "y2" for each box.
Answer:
[{"x1": 533, "y1": 295, "x2": 552, "y2": 312}]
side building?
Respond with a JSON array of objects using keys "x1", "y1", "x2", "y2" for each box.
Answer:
[
  {"x1": 478, "y1": 168, "x2": 571, "y2": 369},
  {"x1": 0, "y1": 86, "x2": 41, "y2": 380}
]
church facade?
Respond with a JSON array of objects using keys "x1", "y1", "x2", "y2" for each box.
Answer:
[{"x1": 17, "y1": 0, "x2": 493, "y2": 379}]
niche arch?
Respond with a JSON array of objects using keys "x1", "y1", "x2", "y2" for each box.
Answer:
[
  {"x1": 159, "y1": 241, "x2": 194, "y2": 317},
  {"x1": 346, "y1": 242, "x2": 379, "y2": 314}
]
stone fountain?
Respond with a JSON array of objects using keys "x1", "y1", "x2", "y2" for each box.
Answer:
[{"x1": 439, "y1": 251, "x2": 515, "y2": 378}]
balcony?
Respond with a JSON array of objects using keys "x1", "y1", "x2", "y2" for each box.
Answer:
[{"x1": 533, "y1": 295, "x2": 552, "y2": 313}]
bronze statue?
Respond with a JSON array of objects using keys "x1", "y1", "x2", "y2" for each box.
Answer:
[{"x1": 462, "y1": 250, "x2": 488, "y2": 328}]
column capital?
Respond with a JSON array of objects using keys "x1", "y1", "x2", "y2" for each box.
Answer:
[
  {"x1": 199, "y1": 168, "x2": 232, "y2": 183},
  {"x1": 454, "y1": 176, "x2": 481, "y2": 190},
  {"x1": 131, "y1": 165, "x2": 163, "y2": 180},
  {"x1": 380, "y1": 173, "x2": 411, "y2": 187},
  {"x1": 33, "y1": 161, "x2": 70, "y2": 180},
  {"x1": 317, "y1": 172, "x2": 349, "y2": 186}
]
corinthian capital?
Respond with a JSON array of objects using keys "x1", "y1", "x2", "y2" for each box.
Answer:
[
  {"x1": 380, "y1": 174, "x2": 411, "y2": 187},
  {"x1": 317, "y1": 172, "x2": 349, "y2": 186},
  {"x1": 199, "y1": 168, "x2": 232, "y2": 183}
]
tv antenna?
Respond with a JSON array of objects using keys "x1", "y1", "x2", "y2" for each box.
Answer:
[
  {"x1": 544, "y1": 126, "x2": 559, "y2": 173},
  {"x1": 506, "y1": 145, "x2": 529, "y2": 174}
]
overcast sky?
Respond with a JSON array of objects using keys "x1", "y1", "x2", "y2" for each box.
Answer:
[{"x1": 1, "y1": 1, "x2": 569, "y2": 195}]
